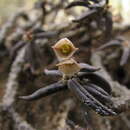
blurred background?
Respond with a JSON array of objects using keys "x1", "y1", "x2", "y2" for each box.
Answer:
[
  {"x1": 0, "y1": 0, "x2": 130, "y2": 26},
  {"x1": 0, "y1": 0, "x2": 130, "y2": 130},
  {"x1": 0, "y1": 0, "x2": 130, "y2": 23},
  {"x1": 0, "y1": 0, "x2": 36, "y2": 24}
]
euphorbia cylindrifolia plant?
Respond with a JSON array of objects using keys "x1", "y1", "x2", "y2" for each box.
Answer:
[
  {"x1": 66, "y1": 0, "x2": 112, "y2": 39},
  {"x1": 97, "y1": 37, "x2": 130, "y2": 66},
  {"x1": 19, "y1": 38, "x2": 117, "y2": 116}
]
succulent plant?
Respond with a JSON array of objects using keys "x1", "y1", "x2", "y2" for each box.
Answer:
[
  {"x1": 97, "y1": 37, "x2": 130, "y2": 66},
  {"x1": 19, "y1": 38, "x2": 117, "y2": 116}
]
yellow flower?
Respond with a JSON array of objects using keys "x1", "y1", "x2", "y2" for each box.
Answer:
[
  {"x1": 56, "y1": 58, "x2": 81, "y2": 76},
  {"x1": 52, "y1": 38, "x2": 78, "y2": 60}
]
